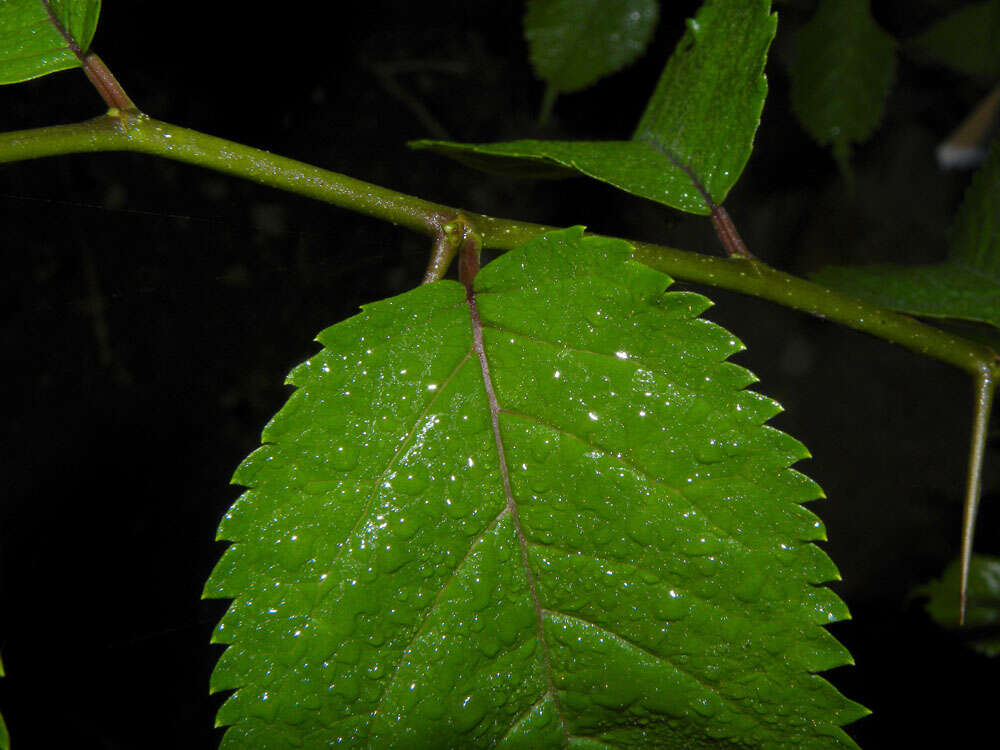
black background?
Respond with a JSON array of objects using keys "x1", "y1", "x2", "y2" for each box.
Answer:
[{"x1": 1, "y1": 1, "x2": 997, "y2": 747}]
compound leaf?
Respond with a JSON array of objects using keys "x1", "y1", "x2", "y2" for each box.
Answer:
[
  {"x1": 908, "y1": 0, "x2": 1000, "y2": 77},
  {"x1": 206, "y1": 227, "x2": 864, "y2": 747},
  {"x1": 916, "y1": 554, "x2": 1000, "y2": 657},
  {"x1": 413, "y1": 0, "x2": 776, "y2": 216},
  {"x1": 788, "y1": 0, "x2": 896, "y2": 167},
  {"x1": 0, "y1": 0, "x2": 101, "y2": 85},
  {"x1": 814, "y1": 137, "x2": 1000, "y2": 331},
  {"x1": 525, "y1": 0, "x2": 658, "y2": 99}
]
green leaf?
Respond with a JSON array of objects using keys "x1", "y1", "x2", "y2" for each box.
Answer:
[
  {"x1": 788, "y1": 0, "x2": 896, "y2": 166},
  {"x1": 0, "y1": 0, "x2": 101, "y2": 85},
  {"x1": 524, "y1": 0, "x2": 658, "y2": 106},
  {"x1": 629, "y1": 0, "x2": 774, "y2": 204},
  {"x1": 916, "y1": 554, "x2": 1000, "y2": 657},
  {"x1": 813, "y1": 137, "x2": 1000, "y2": 330},
  {"x1": 908, "y1": 0, "x2": 1000, "y2": 77},
  {"x1": 413, "y1": 0, "x2": 777, "y2": 216},
  {"x1": 205, "y1": 227, "x2": 865, "y2": 747}
]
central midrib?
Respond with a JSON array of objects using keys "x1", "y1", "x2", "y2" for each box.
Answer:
[{"x1": 464, "y1": 281, "x2": 570, "y2": 745}]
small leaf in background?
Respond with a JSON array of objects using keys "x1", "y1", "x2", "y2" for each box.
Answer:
[
  {"x1": 916, "y1": 555, "x2": 1000, "y2": 657},
  {"x1": 205, "y1": 227, "x2": 865, "y2": 747},
  {"x1": 0, "y1": 0, "x2": 101, "y2": 85},
  {"x1": 524, "y1": 0, "x2": 658, "y2": 121},
  {"x1": 413, "y1": 0, "x2": 777, "y2": 216},
  {"x1": 813, "y1": 137, "x2": 1000, "y2": 331},
  {"x1": 908, "y1": 0, "x2": 1000, "y2": 77},
  {"x1": 788, "y1": 0, "x2": 896, "y2": 171}
]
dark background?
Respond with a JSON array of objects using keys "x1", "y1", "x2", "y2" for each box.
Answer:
[{"x1": 1, "y1": 0, "x2": 997, "y2": 746}]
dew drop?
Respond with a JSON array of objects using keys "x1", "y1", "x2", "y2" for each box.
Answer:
[
  {"x1": 394, "y1": 471, "x2": 428, "y2": 496},
  {"x1": 695, "y1": 438, "x2": 726, "y2": 465}
]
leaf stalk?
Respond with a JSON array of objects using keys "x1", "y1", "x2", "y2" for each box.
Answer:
[
  {"x1": 40, "y1": 1, "x2": 134, "y2": 111},
  {"x1": 423, "y1": 215, "x2": 473, "y2": 284}
]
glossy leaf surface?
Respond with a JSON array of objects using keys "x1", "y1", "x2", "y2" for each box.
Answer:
[
  {"x1": 0, "y1": 0, "x2": 101, "y2": 85},
  {"x1": 413, "y1": 0, "x2": 776, "y2": 215},
  {"x1": 814, "y1": 138, "x2": 1000, "y2": 331},
  {"x1": 908, "y1": 0, "x2": 1000, "y2": 77},
  {"x1": 916, "y1": 555, "x2": 1000, "y2": 657},
  {"x1": 206, "y1": 227, "x2": 863, "y2": 747},
  {"x1": 525, "y1": 0, "x2": 658, "y2": 93},
  {"x1": 789, "y1": 0, "x2": 896, "y2": 166}
]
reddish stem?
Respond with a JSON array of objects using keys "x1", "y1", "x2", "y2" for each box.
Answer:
[
  {"x1": 81, "y1": 53, "x2": 135, "y2": 111},
  {"x1": 711, "y1": 205, "x2": 755, "y2": 260},
  {"x1": 644, "y1": 139, "x2": 757, "y2": 260},
  {"x1": 41, "y1": 1, "x2": 135, "y2": 111},
  {"x1": 458, "y1": 231, "x2": 482, "y2": 292}
]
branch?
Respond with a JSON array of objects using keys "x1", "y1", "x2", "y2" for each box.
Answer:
[
  {"x1": 0, "y1": 113, "x2": 456, "y2": 237},
  {"x1": 0, "y1": 113, "x2": 996, "y2": 383}
]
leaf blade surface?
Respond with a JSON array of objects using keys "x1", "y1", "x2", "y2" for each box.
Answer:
[
  {"x1": 524, "y1": 0, "x2": 658, "y2": 94},
  {"x1": 206, "y1": 227, "x2": 864, "y2": 747},
  {"x1": 788, "y1": 0, "x2": 896, "y2": 165},
  {"x1": 0, "y1": 0, "x2": 101, "y2": 85},
  {"x1": 630, "y1": 0, "x2": 775, "y2": 206}
]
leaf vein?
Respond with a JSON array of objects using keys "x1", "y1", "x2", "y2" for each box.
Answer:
[
  {"x1": 481, "y1": 321, "x2": 671, "y2": 370},
  {"x1": 527, "y1": 541, "x2": 740, "y2": 619},
  {"x1": 497, "y1": 693, "x2": 551, "y2": 745},
  {"x1": 543, "y1": 609, "x2": 748, "y2": 721},
  {"x1": 502, "y1": 408, "x2": 752, "y2": 554},
  {"x1": 467, "y1": 279, "x2": 571, "y2": 745}
]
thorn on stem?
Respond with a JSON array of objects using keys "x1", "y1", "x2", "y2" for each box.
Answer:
[{"x1": 958, "y1": 372, "x2": 996, "y2": 625}]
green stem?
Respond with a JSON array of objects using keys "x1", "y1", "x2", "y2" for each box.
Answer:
[
  {"x1": 0, "y1": 113, "x2": 456, "y2": 237},
  {"x1": 1, "y1": 113, "x2": 997, "y2": 384},
  {"x1": 423, "y1": 215, "x2": 474, "y2": 284}
]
